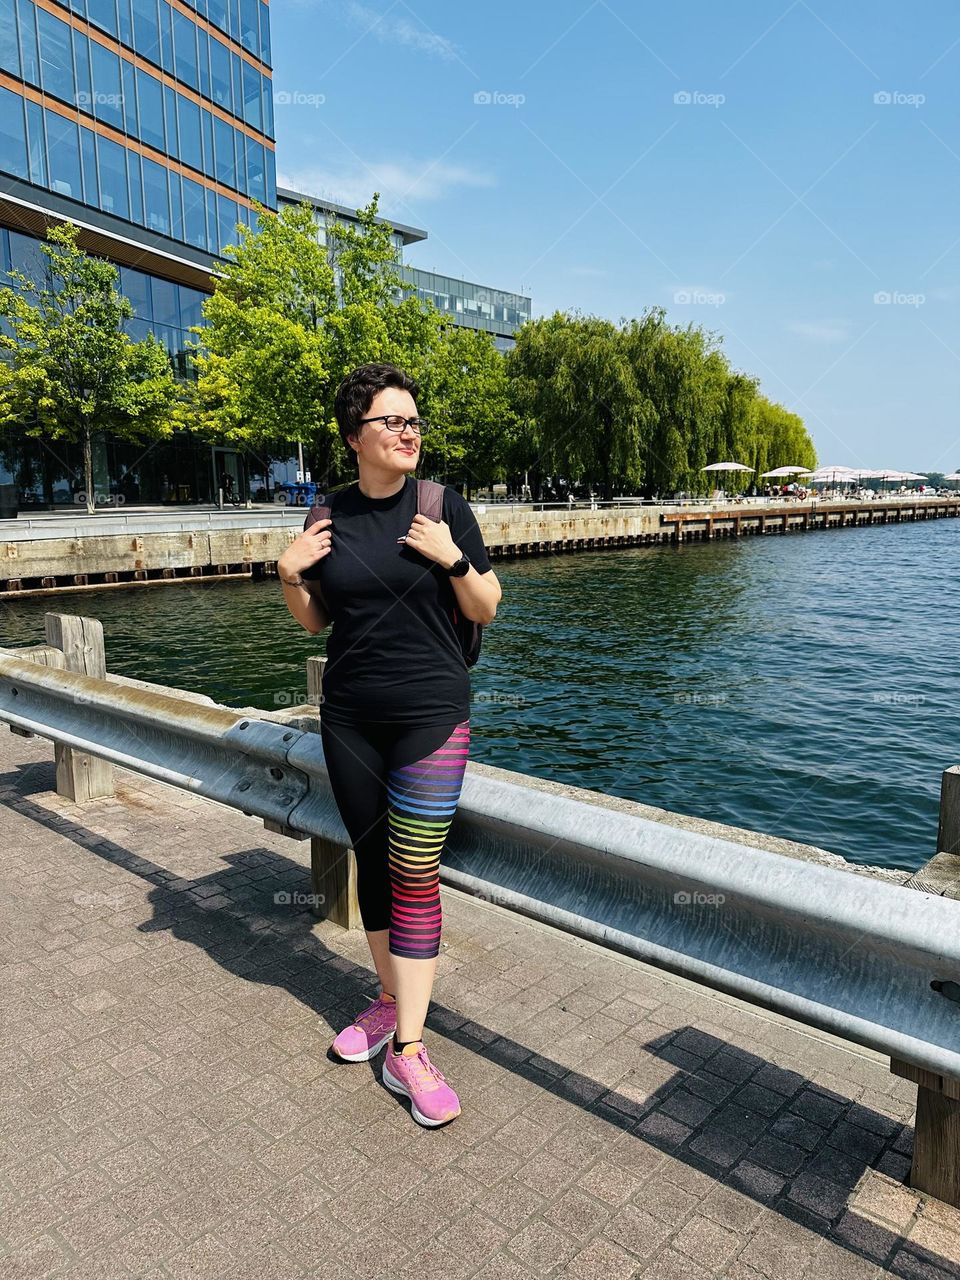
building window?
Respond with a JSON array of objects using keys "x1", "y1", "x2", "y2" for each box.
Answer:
[
  {"x1": 177, "y1": 95, "x2": 202, "y2": 171},
  {"x1": 213, "y1": 112, "x2": 235, "y2": 186},
  {"x1": 181, "y1": 174, "x2": 207, "y2": 248},
  {"x1": 135, "y1": 66, "x2": 165, "y2": 151},
  {"x1": 86, "y1": 0, "x2": 119, "y2": 39},
  {"x1": 141, "y1": 153, "x2": 170, "y2": 234},
  {"x1": 209, "y1": 33, "x2": 231, "y2": 108},
  {"x1": 131, "y1": 0, "x2": 160, "y2": 63},
  {"x1": 79, "y1": 122, "x2": 99, "y2": 205},
  {"x1": 46, "y1": 111, "x2": 82, "y2": 198},
  {"x1": 25, "y1": 98, "x2": 46, "y2": 185},
  {"x1": 0, "y1": 85, "x2": 28, "y2": 180},
  {"x1": 90, "y1": 39, "x2": 124, "y2": 129},
  {"x1": 241, "y1": 56, "x2": 261, "y2": 131},
  {"x1": 16, "y1": 0, "x2": 40, "y2": 84},
  {"x1": 0, "y1": 0, "x2": 20, "y2": 77},
  {"x1": 245, "y1": 136, "x2": 264, "y2": 202},
  {"x1": 172, "y1": 7, "x2": 198, "y2": 89},
  {"x1": 97, "y1": 134, "x2": 129, "y2": 219},
  {"x1": 37, "y1": 7, "x2": 76, "y2": 105}
]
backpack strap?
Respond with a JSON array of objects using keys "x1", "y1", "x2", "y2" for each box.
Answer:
[
  {"x1": 416, "y1": 478, "x2": 445, "y2": 522},
  {"x1": 303, "y1": 500, "x2": 331, "y2": 529}
]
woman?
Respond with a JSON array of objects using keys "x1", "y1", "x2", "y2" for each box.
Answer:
[{"x1": 276, "y1": 362, "x2": 501, "y2": 1127}]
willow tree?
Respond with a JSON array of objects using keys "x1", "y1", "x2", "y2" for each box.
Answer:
[
  {"x1": 507, "y1": 312, "x2": 645, "y2": 500},
  {"x1": 756, "y1": 397, "x2": 816, "y2": 474},
  {"x1": 0, "y1": 221, "x2": 177, "y2": 512}
]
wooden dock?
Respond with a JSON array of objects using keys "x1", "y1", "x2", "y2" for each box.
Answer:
[{"x1": 0, "y1": 496, "x2": 957, "y2": 597}]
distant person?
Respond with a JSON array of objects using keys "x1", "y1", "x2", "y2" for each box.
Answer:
[{"x1": 277, "y1": 363, "x2": 501, "y2": 1127}]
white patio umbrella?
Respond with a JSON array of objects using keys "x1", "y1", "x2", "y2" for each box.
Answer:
[
  {"x1": 760, "y1": 466, "x2": 811, "y2": 477},
  {"x1": 802, "y1": 465, "x2": 857, "y2": 484},
  {"x1": 702, "y1": 462, "x2": 754, "y2": 472},
  {"x1": 943, "y1": 472, "x2": 960, "y2": 482}
]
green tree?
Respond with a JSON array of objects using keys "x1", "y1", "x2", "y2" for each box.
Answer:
[
  {"x1": 184, "y1": 193, "x2": 446, "y2": 486},
  {"x1": 180, "y1": 198, "x2": 337, "y2": 476},
  {"x1": 417, "y1": 323, "x2": 518, "y2": 496},
  {"x1": 508, "y1": 312, "x2": 646, "y2": 500},
  {"x1": 0, "y1": 221, "x2": 177, "y2": 513}
]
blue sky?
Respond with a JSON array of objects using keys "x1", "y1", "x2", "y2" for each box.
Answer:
[{"x1": 273, "y1": 2, "x2": 960, "y2": 471}]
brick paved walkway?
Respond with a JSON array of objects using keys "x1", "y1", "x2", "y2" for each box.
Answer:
[{"x1": 2, "y1": 731, "x2": 959, "y2": 1280}]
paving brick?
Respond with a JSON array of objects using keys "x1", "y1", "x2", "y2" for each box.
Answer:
[
  {"x1": 560, "y1": 1234, "x2": 639, "y2": 1278},
  {"x1": 508, "y1": 1218, "x2": 579, "y2": 1273}
]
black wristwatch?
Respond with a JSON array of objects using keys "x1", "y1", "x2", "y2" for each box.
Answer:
[{"x1": 445, "y1": 552, "x2": 471, "y2": 577}]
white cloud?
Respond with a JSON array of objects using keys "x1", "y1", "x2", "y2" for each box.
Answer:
[
  {"x1": 278, "y1": 158, "x2": 495, "y2": 212},
  {"x1": 787, "y1": 320, "x2": 851, "y2": 342},
  {"x1": 344, "y1": 2, "x2": 459, "y2": 60}
]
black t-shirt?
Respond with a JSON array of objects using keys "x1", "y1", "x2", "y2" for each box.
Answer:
[{"x1": 301, "y1": 476, "x2": 493, "y2": 727}]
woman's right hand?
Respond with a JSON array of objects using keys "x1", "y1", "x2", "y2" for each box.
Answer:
[{"x1": 278, "y1": 518, "x2": 332, "y2": 578}]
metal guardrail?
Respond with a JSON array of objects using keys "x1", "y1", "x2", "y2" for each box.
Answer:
[{"x1": 1, "y1": 649, "x2": 959, "y2": 1083}]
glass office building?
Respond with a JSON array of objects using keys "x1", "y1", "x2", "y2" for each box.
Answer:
[
  {"x1": 398, "y1": 265, "x2": 531, "y2": 353},
  {"x1": 0, "y1": 0, "x2": 277, "y2": 505},
  {"x1": 279, "y1": 186, "x2": 532, "y2": 354}
]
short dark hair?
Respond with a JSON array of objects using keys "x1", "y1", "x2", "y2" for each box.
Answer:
[{"x1": 334, "y1": 363, "x2": 419, "y2": 449}]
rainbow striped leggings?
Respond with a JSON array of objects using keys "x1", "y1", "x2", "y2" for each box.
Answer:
[{"x1": 319, "y1": 717, "x2": 470, "y2": 959}]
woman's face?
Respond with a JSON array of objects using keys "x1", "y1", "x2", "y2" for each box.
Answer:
[{"x1": 349, "y1": 386, "x2": 421, "y2": 474}]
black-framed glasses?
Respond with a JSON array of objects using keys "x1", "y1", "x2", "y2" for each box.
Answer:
[{"x1": 358, "y1": 414, "x2": 432, "y2": 436}]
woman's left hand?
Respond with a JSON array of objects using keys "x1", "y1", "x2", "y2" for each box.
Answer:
[{"x1": 400, "y1": 514, "x2": 460, "y2": 569}]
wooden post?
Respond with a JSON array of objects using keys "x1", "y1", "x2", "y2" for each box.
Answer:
[
  {"x1": 306, "y1": 654, "x2": 361, "y2": 930},
  {"x1": 889, "y1": 1060, "x2": 960, "y2": 1208},
  {"x1": 43, "y1": 613, "x2": 114, "y2": 802},
  {"x1": 891, "y1": 763, "x2": 960, "y2": 1207},
  {"x1": 937, "y1": 766, "x2": 960, "y2": 855}
]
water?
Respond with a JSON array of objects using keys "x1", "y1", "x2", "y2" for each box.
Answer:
[{"x1": 2, "y1": 518, "x2": 957, "y2": 871}]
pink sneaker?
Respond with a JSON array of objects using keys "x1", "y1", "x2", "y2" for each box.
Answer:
[
  {"x1": 331, "y1": 993, "x2": 397, "y2": 1061},
  {"x1": 382, "y1": 1040, "x2": 461, "y2": 1127}
]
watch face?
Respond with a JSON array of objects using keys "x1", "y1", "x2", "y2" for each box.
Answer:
[{"x1": 450, "y1": 555, "x2": 470, "y2": 576}]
